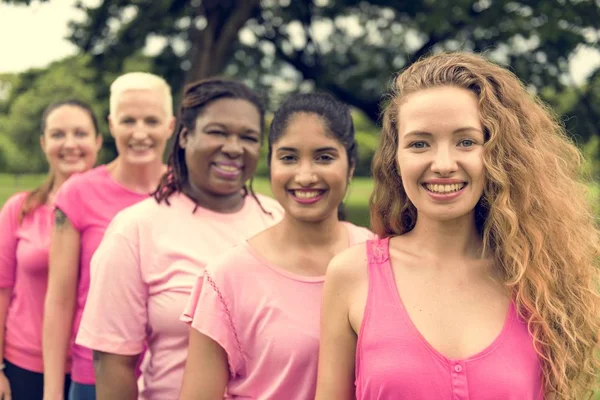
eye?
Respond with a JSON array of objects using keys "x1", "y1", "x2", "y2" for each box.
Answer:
[
  {"x1": 316, "y1": 154, "x2": 335, "y2": 162},
  {"x1": 121, "y1": 118, "x2": 135, "y2": 125},
  {"x1": 145, "y1": 118, "x2": 159, "y2": 126},
  {"x1": 459, "y1": 139, "x2": 476, "y2": 147},
  {"x1": 279, "y1": 155, "x2": 296, "y2": 162},
  {"x1": 242, "y1": 136, "x2": 259, "y2": 143},
  {"x1": 49, "y1": 131, "x2": 65, "y2": 139},
  {"x1": 75, "y1": 130, "x2": 90, "y2": 137},
  {"x1": 409, "y1": 141, "x2": 429, "y2": 149},
  {"x1": 206, "y1": 130, "x2": 226, "y2": 136}
]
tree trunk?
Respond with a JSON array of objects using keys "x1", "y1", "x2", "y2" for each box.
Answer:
[{"x1": 185, "y1": 0, "x2": 261, "y2": 84}]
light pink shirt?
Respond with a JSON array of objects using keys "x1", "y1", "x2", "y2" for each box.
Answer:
[
  {"x1": 76, "y1": 192, "x2": 283, "y2": 400},
  {"x1": 182, "y1": 223, "x2": 373, "y2": 400},
  {"x1": 54, "y1": 165, "x2": 150, "y2": 384},
  {"x1": 0, "y1": 192, "x2": 59, "y2": 372},
  {"x1": 355, "y1": 238, "x2": 544, "y2": 400}
]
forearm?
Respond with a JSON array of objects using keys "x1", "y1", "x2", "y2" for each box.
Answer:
[
  {"x1": 43, "y1": 294, "x2": 76, "y2": 398},
  {"x1": 94, "y1": 352, "x2": 138, "y2": 400}
]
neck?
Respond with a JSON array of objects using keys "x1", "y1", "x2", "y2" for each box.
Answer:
[
  {"x1": 183, "y1": 182, "x2": 246, "y2": 214},
  {"x1": 273, "y1": 212, "x2": 345, "y2": 249},
  {"x1": 48, "y1": 172, "x2": 68, "y2": 203},
  {"x1": 108, "y1": 158, "x2": 166, "y2": 194},
  {"x1": 407, "y1": 212, "x2": 483, "y2": 260}
]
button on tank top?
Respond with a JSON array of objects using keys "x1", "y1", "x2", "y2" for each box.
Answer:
[{"x1": 355, "y1": 238, "x2": 544, "y2": 400}]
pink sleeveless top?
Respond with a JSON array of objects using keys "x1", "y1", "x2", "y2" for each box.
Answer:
[{"x1": 355, "y1": 238, "x2": 544, "y2": 400}]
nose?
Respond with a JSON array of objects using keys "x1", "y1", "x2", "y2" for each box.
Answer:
[
  {"x1": 294, "y1": 161, "x2": 318, "y2": 187},
  {"x1": 221, "y1": 135, "x2": 243, "y2": 158},
  {"x1": 131, "y1": 124, "x2": 148, "y2": 140},
  {"x1": 63, "y1": 132, "x2": 77, "y2": 148},
  {"x1": 430, "y1": 146, "x2": 458, "y2": 176}
]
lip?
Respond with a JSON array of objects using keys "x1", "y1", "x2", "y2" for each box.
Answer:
[
  {"x1": 423, "y1": 178, "x2": 466, "y2": 184},
  {"x1": 288, "y1": 188, "x2": 327, "y2": 205},
  {"x1": 422, "y1": 182, "x2": 467, "y2": 201},
  {"x1": 60, "y1": 154, "x2": 83, "y2": 163},
  {"x1": 128, "y1": 144, "x2": 153, "y2": 152},
  {"x1": 212, "y1": 162, "x2": 243, "y2": 180}
]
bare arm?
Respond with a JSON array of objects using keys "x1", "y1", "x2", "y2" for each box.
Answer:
[
  {"x1": 179, "y1": 328, "x2": 228, "y2": 400},
  {"x1": 94, "y1": 351, "x2": 139, "y2": 400},
  {"x1": 0, "y1": 288, "x2": 12, "y2": 400},
  {"x1": 43, "y1": 209, "x2": 80, "y2": 400},
  {"x1": 315, "y1": 251, "x2": 362, "y2": 400}
]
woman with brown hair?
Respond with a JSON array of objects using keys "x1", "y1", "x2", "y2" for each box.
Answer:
[
  {"x1": 0, "y1": 100, "x2": 102, "y2": 400},
  {"x1": 315, "y1": 52, "x2": 599, "y2": 399}
]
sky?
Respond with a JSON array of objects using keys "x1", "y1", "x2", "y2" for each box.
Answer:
[{"x1": 1, "y1": 1, "x2": 599, "y2": 86}]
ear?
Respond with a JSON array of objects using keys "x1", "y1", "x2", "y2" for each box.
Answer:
[
  {"x1": 107, "y1": 115, "x2": 116, "y2": 138},
  {"x1": 167, "y1": 116, "x2": 176, "y2": 139},
  {"x1": 348, "y1": 162, "x2": 356, "y2": 182},
  {"x1": 95, "y1": 133, "x2": 103, "y2": 151},
  {"x1": 179, "y1": 127, "x2": 190, "y2": 149}
]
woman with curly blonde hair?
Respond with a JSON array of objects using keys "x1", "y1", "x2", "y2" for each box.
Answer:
[{"x1": 315, "y1": 52, "x2": 600, "y2": 400}]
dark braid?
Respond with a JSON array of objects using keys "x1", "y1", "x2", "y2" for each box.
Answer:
[{"x1": 152, "y1": 77, "x2": 271, "y2": 215}]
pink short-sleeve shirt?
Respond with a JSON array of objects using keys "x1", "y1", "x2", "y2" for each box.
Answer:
[
  {"x1": 182, "y1": 223, "x2": 373, "y2": 399},
  {"x1": 76, "y1": 192, "x2": 283, "y2": 399},
  {"x1": 53, "y1": 165, "x2": 150, "y2": 384}
]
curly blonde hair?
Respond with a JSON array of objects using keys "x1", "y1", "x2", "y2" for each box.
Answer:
[{"x1": 370, "y1": 52, "x2": 600, "y2": 398}]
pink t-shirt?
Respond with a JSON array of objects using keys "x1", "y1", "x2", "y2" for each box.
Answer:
[
  {"x1": 355, "y1": 238, "x2": 544, "y2": 400},
  {"x1": 76, "y1": 192, "x2": 283, "y2": 400},
  {"x1": 182, "y1": 223, "x2": 373, "y2": 400},
  {"x1": 0, "y1": 192, "x2": 60, "y2": 372},
  {"x1": 54, "y1": 165, "x2": 150, "y2": 384}
]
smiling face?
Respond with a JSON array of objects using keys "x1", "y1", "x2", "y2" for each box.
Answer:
[
  {"x1": 179, "y1": 98, "x2": 262, "y2": 197},
  {"x1": 396, "y1": 85, "x2": 486, "y2": 223},
  {"x1": 108, "y1": 89, "x2": 174, "y2": 165},
  {"x1": 41, "y1": 105, "x2": 102, "y2": 179},
  {"x1": 270, "y1": 112, "x2": 351, "y2": 223}
]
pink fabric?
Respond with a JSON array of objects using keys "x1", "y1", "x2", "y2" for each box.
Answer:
[
  {"x1": 355, "y1": 237, "x2": 544, "y2": 400},
  {"x1": 53, "y1": 165, "x2": 150, "y2": 384},
  {"x1": 76, "y1": 192, "x2": 283, "y2": 400},
  {"x1": 0, "y1": 192, "x2": 61, "y2": 372},
  {"x1": 182, "y1": 223, "x2": 373, "y2": 400}
]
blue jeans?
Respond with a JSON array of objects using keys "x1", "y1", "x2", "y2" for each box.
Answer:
[{"x1": 68, "y1": 382, "x2": 96, "y2": 400}]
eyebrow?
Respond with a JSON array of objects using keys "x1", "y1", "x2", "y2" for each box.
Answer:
[
  {"x1": 276, "y1": 146, "x2": 340, "y2": 153},
  {"x1": 403, "y1": 126, "x2": 483, "y2": 138},
  {"x1": 204, "y1": 123, "x2": 260, "y2": 135}
]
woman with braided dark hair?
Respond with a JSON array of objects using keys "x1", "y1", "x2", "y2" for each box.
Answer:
[{"x1": 75, "y1": 78, "x2": 283, "y2": 399}]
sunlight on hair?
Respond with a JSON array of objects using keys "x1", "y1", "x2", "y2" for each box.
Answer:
[{"x1": 109, "y1": 72, "x2": 173, "y2": 116}]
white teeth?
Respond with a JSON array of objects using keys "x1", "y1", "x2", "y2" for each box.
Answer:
[
  {"x1": 425, "y1": 183, "x2": 465, "y2": 193},
  {"x1": 129, "y1": 144, "x2": 151, "y2": 150},
  {"x1": 218, "y1": 165, "x2": 240, "y2": 172},
  {"x1": 293, "y1": 191, "x2": 322, "y2": 199}
]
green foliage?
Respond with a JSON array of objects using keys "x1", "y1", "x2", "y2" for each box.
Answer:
[
  {"x1": 0, "y1": 52, "x2": 158, "y2": 173},
  {"x1": 0, "y1": 56, "x2": 104, "y2": 172}
]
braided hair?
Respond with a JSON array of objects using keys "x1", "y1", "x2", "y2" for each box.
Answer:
[{"x1": 153, "y1": 78, "x2": 270, "y2": 215}]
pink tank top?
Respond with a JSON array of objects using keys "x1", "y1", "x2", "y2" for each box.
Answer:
[{"x1": 355, "y1": 238, "x2": 544, "y2": 400}]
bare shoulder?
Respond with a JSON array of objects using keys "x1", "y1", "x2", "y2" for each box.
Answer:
[{"x1": 326, "y1": 242, "x2": 370, "y2": 288}]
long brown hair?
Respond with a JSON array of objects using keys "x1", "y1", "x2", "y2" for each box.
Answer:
[
  {"x1": 371, "y1": 52, "x2": 600, "y2": 398},
  {"x1": 19, "y1": 100, "x2": 100, "y2": 223}
]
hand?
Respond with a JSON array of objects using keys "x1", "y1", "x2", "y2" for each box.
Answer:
[{"x1": 0, "y1": 371, "x2": 11, "y2": 400}]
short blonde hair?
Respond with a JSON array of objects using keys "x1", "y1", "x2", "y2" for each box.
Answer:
[{"x1": 109, "y1": 72, "x2": 173, "y2": 116}]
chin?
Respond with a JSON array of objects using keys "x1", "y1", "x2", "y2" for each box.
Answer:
[
  {"x1": 211, "y1": 182, "x2": 245, "y2": 196},
  {"x1": 126, "y1": 154, "x2": 158, "y2": 165},
  {"x1": 287, "y1": 208, "x2": 331, "y2": 223},
  {"x1": 58, "y1": 163, "x2": 87, "y2": 175}
]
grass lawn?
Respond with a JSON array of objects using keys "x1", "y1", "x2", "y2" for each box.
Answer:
[{"x1": 0, "y1": 173, "x2": 373, "y2": 227}]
